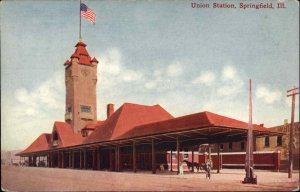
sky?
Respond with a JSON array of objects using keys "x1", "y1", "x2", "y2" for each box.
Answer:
[{"x1": 1, "y1": 0, "x2": 299, "y2": 151}]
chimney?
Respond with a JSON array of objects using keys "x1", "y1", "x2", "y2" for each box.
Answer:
[
  {"x1": 259, "y1": 124, "x2": 264, "y2": 127},
  {"x1": 107, "y1": 104, "x2": 114, "y2": 118}
]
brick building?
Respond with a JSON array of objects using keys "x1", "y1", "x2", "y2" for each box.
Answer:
[
  {"x1": 207, "y1": 122, "x2": 299, "y2": 170},
  {"x1": 16, "y1": 41, "x2": 282, "y2": 173},
  {"x1": 256, "y1": 122, "x2": 299, "y2": 170}
]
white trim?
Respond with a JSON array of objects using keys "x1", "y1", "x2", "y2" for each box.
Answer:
[
  {"x1": 167, "y1": 151, "x2": 279, "y2": 155},
  {"x1": 217, "y1": 151, "x2": 279, "y2": 155},
  {"x1": 223, "y1": 164, "x2": 274, "y2": 167}
]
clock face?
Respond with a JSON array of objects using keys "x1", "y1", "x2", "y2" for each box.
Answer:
[{"x1": 81, "y1": 68, "x2": 90, "y2": 77}]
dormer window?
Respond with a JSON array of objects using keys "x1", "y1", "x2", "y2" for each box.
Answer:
[
  {"x1": 81, "y1": 128, "x2": 94, "y2": 137},
  {"x1": 53, "y1": 132, "x2": 58, "y2": 140},
  {"x1": 81, "y1": 105, "x2": 91, "y2": 113},
  {"x1": 53, "y1": 131, "x2": 59, "y2": 147},
  {"x1": 81, "y1": 130, "x2": 88, "y2": 137}
]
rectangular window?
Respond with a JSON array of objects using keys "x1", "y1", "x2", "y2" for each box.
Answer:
[
  {"x1": 241, "y1": 142, "x2": 245, "y2": 150},
  {"x1": 67, "y1": 106, "x2": 72, "y2": 112},
  {"x1": 229, "y1": 142, "x2": 233, "y2": 151},
  {"x1": 265, "y1": 136, "x2": 270, "y2": 147},
  {"x1": 277, "y1": 135, "x2": 282, "y2": 146},
  {"x1": 220, "y1": 144, "x2": 224, "y2": 150},
  {"x1": 81, "y1": 105, "x2": 91, "y2": 113}
]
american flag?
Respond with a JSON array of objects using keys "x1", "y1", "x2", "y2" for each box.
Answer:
[{"x1": 80, "y1": 3, "x2": 96, "y2": 25}]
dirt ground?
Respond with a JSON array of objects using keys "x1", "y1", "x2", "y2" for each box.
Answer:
[{"x1": 1, "y1": 165, "x2": 299, "y2": 191}]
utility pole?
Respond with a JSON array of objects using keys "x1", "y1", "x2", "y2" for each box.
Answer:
[
  {"x1": 243, "y1": 79, "x2": 257, "y2": 184},
  {"x1": 287, "y1": 87, "x2": 299, "y2": 179}
]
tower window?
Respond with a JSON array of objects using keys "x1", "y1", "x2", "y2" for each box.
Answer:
[
  {"x1": 67, "y1": 106, "x2": 72, "y2": 113},
  {"x1": 265, "y1": 136, "x2": 270, "y2": 147},
  {"x1": 277, "y1": 135, "x2": 282, "y2": 146},
  {"x1": 81, "y1": 105, "x2": 91, "y2": 113}
]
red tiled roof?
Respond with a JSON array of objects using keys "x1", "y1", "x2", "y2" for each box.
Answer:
[
  {"x1": 71, "y1": 52, "x2": 80, "y2": 59},
  {"x1": 91, "y1": 57, "x2": 99, "y2": 64},
  {"x1": 84, "y1": 121, "x2": 105, "y2": 129},
  {"x1": 17, "y1": 122, "x2": 85, "y2": 156},
  {"x1": 70, "y1": 41, "x2": 93, "y2": 66},
  {"x1": 117, "y1": 111, "x2": 272, "y2": 140},
  {"x1": 64, "y1": 60, "x2": 71, "y2": 66},
  {"x1": 83, "y1": 103, "x2": 174, "y2": 144},
  {"x1": 75, "y1": 41, "x2": 87, "y2": 47},
  {"x1": 205, "y1": 111, "x2": 269, "y2": 131},
  {"x1": 52, "y1": 121, "x2": 84, "y2": 148},
  {"x1": 16, "y1": 133, "x2": 51, "y2": 156},
  {"x1": 17, "y1": 103, "x2": 277, "y2": 155}
]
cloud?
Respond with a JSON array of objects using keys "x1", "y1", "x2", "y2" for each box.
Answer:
[
  {"x1": 255, "y1": 85, "x2": 282, "y2": 104},
  {"x1": 122, "y1": 69, "x2": 143, "y2": 82},
  {"x1": 144, "y1": 69, "x2": 163, "y2": 90},
  {"x1": 15, "y1": 88, "x2": 29, "y2": 103},
  {"x1": 100, "y1": 48, "x2": 122, "y2": 75},
  {"x1": 222, "y1": 65, "x2": 237, "y2": 81},
  {"x1": 145, "y1": 81, "x2": 156, "y2": 89},
  {"x1": 98, "y1": 48, "x2": 144, "y2": 88},
  {"x1": 166, "y1": 61, "x2": 183, "y2": 77},
  {"x1": 217, "y1": 65, "x2": 244, "y2": 96},
  {"x1": 2, "y1": 71, "x2": 65, "y2": 150},
  {"x1": 192, "y1": 71, "x2": 216, "y2": 86},
  {"x1": 14, "y1": 71, "x2": 65, "y2": 111},
  {"x1": 143, "y1": 62, "x2": 183, "y2": 90},
  {"x1": 200, "y1": 99, "x2": 248, "y2": 123}
]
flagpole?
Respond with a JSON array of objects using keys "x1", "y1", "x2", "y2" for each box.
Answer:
[{"x1": 79, "y1": 0, "x2": 82, "y2": 41}]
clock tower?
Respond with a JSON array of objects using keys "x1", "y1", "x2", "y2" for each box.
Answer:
[{"x1": 64, "y1": 41, "x2": 98, "y2": 133}]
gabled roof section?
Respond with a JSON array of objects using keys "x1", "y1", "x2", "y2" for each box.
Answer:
[
  {"x1": 53, "y1": 121, "x2": 84, "y2": 148},
  {"x1": 91, "y1": 57, "x2": 99, "y2": 64},
  {"x1": 117, "y1": 111, "x2": 271, "y2": 140},
  {"x1": 70, "y1": 41, "x2": 93, "y2": 66},
  {"x1": 16, "y1": 133, "x2": 51, "y2": 156},
  {"x1": 204, "y1": 111, "x2": 269, "y2": 131},
  {"x1": 83, "y1": 103, "x2": 174, "y2": 144}
]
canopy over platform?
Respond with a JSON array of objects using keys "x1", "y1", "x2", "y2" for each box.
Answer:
[{"x1": 17, "y1": 106, "x2": 281, "y2": 156}]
